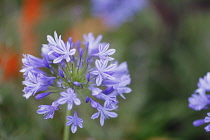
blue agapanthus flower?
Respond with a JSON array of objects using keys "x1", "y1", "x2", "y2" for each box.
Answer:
[
  {"x1": 20, "y1": 31, "x2": 132, "y2": 133},
  {"x1": 91, "y1": 0, "x2": 147, "y2": 28},
  {"x1": 66, "y1": 111, "x2": 83, "y2": 133},
  {"x1": 188, "y1": 72, "x2": 210, "y2": 132}
]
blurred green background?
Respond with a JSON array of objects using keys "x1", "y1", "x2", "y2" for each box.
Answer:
[{"x1": 1, "y1": 0, "x2": 210, "y2": 139}]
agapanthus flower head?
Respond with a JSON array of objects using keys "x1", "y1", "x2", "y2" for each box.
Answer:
[
  {"x1": 20, "y1": 31, "x2": 132, "y2": 133},
  {"x1": 91, "y1": 0, "x2": 147, "y2": 28},
  {"x1": 188, "y1": 72, "x2": 210, "y2": 132}
]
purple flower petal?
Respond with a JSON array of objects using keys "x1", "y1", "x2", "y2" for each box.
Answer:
[
  {"x1": 35, "y1": 92, "x2": 51, "y2": 99},
  {"x1": 193, "y1": 119, "x2": 205, "y2": 127}
]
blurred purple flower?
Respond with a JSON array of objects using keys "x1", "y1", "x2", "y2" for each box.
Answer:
[
  {"x1": 91, "y1": 0, "x2": 147, "y2": 28},
  {"x1": 188, "y1": 72, "x2": 210, "y2": 132}
]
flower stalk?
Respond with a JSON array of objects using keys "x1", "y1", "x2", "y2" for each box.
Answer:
[{"x1": 63, "y1": 106, "x2": 71, "y2": 140}]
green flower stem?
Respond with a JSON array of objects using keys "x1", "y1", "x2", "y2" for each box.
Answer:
[{"x1": 63, "y1": 106, "x2": 71, "y2": 140}]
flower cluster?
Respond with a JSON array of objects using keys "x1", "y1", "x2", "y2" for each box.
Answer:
[
  {"x1": 91, "y1": 0, "x2": 147, "y2": 28},
  {"x1": 20, "y1": 32, "x2": 132, "y2": 133},
  {"x1": 188, "y1": 72, "x2": 210, "y2": 131}
]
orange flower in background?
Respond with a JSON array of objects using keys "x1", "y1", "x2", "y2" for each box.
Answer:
[
  {"x1": 0, "y1": 0, "x2": 45, "y2": 82},
  {"x1": 21, "y1": 0, "x2": 43, "y2": 25},
  {"x1": 19, "y1": 0, "x2": 44, "y2": 55},
  {"x1": 0, "y1": 46, "x2": 20, "y2": 82}
]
